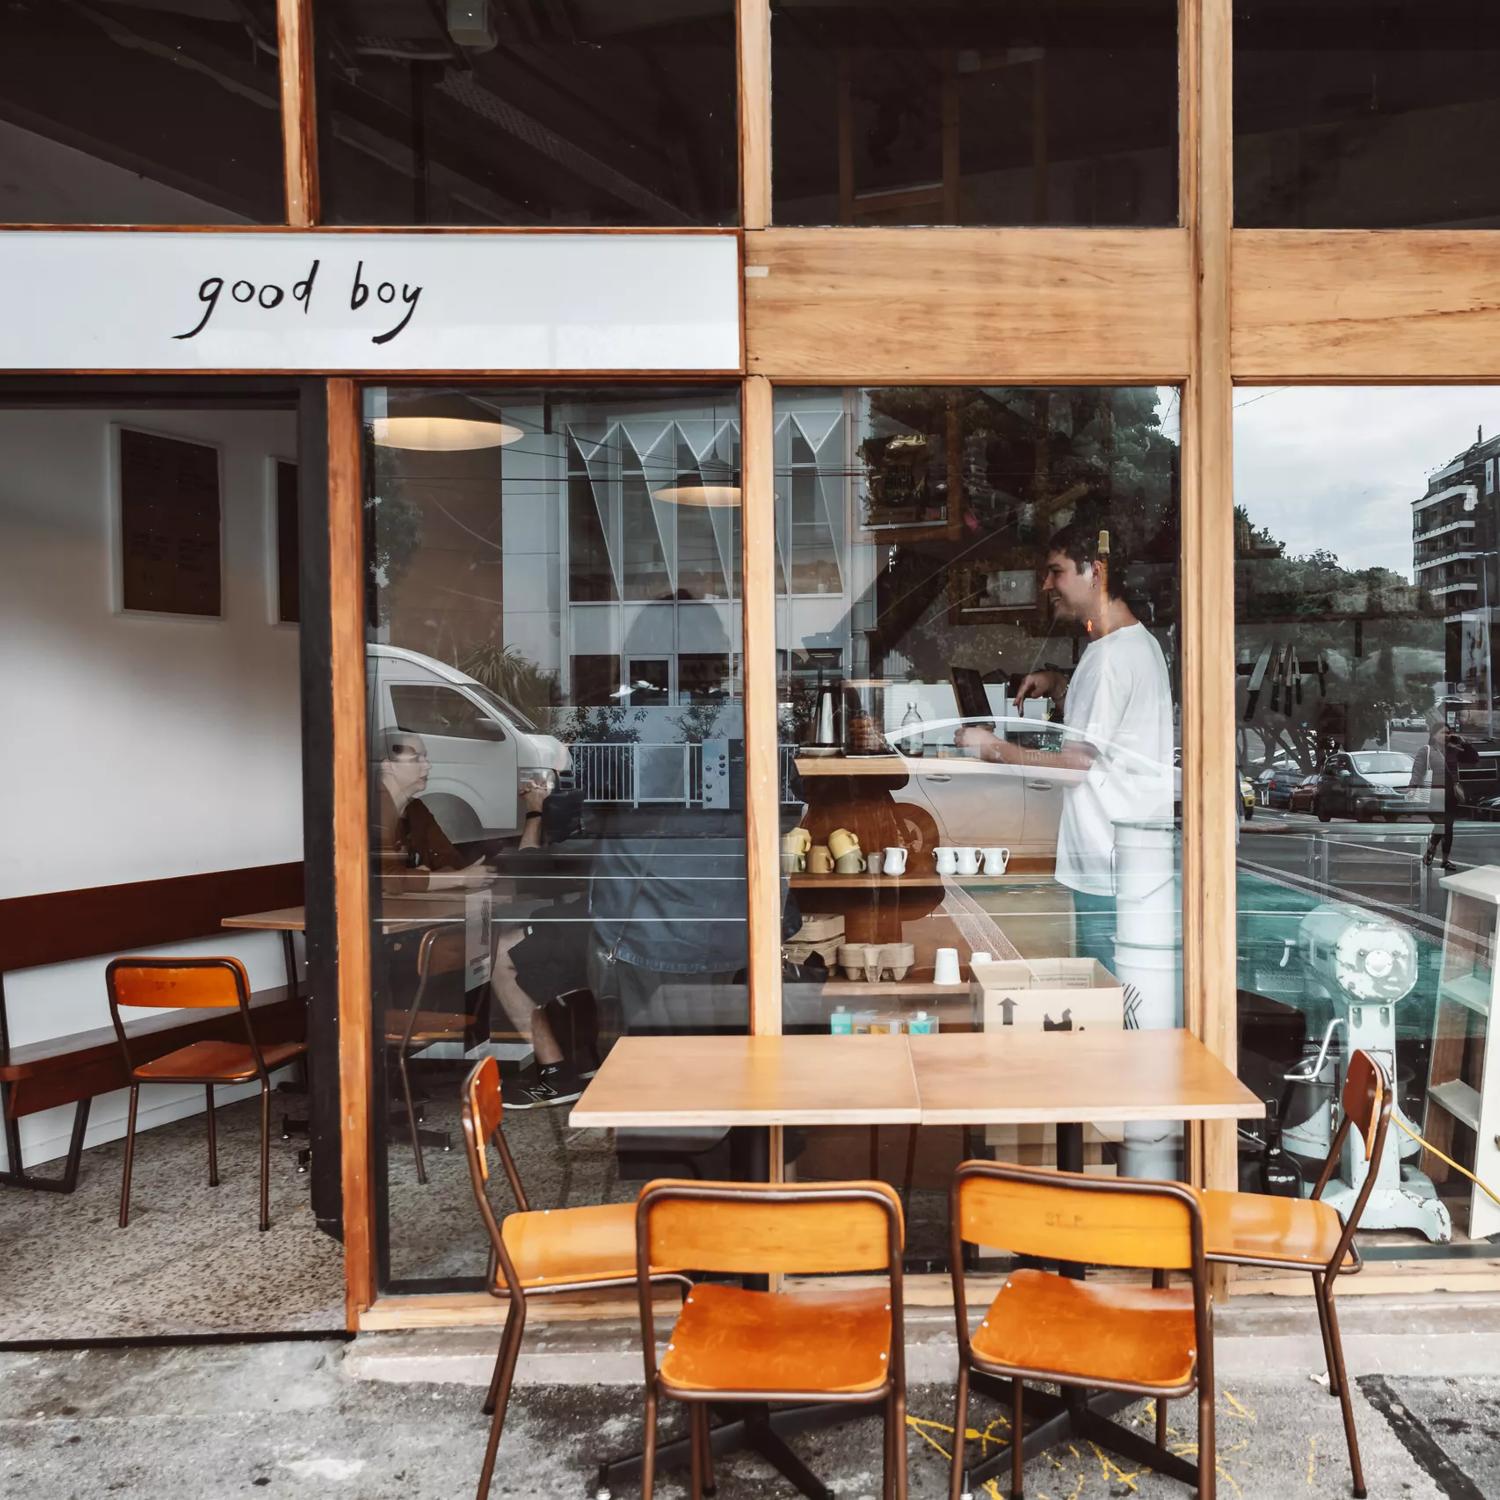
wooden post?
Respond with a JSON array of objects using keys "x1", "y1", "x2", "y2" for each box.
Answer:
[
  {"x1": 327, "y1": 378, "x2": 373, "y2": 1325},
  {"x1": 277, "y1": 0, "x2": 320, "y2": 226},
  {"x1": 738, "y1": 0, "x2": 772, "y2": 230},
  {"x1": 1182, "y1": 0, "x2": 1238, "y2": 1224}
]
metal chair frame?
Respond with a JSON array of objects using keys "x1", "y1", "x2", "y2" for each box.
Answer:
[
  {"x1": 458, "y1": 1055, "x2": 690, "y2": 1500},
  {"x1": 947, "y1": 1161, "x2": 1215, "y2": 1500},
  {"x1": 106, "y1": 955, "x2": 304, "y2": 1234},
  {"x1": 635, "y1": 1179, "x2": 908, "y2": 1500},
  {"x1": 1207, "y1": 1048, "x2": 1394, "y2": 1499}
]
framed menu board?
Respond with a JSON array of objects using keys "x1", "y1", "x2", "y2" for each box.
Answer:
[{"x1": 118, "y1": 428, "x2": 221, "y2": 617}]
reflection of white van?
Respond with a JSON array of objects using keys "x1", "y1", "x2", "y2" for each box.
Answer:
[{"x1": 367, "y1": 645, "x2": 572, "y2": 842}]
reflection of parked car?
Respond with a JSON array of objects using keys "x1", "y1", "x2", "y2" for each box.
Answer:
[
  {"x1": 1240, "y1": 775, "x2": 1255, "y2": 819},
  {"x1": 1311, "y1": 750, "x2": 1417, "y2": 823},
  {"x1": 1287, "y1": 774, "x2": 1321, "y2": 815},
  {"x1": 854, "y1": 715, "x2": 1178, "y2": 858},
  {"x1": 1257, "y1": 764, "x2": 1303, "y2": 809},
  {"x1": 367, "y1": 645, "x2": 576, "y2": 843}
]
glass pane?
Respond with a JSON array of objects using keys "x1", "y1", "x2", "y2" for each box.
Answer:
[
  {"x1": 775, "y1": 386, "x2": 1183, "y2": 1268},
  {"x1": 0, "y1": 1, "x2": 283, "y2": 224},
  {"x1": 1235, "y1": 387, "x2": 1499, "y2": 1255},
  {"x1": 1236, "y1": 1, "x2": 1500, "y2": 227},
  {"x1": 771, "y1": 0, "x2": 1178, "y2": 226},
  {"x1": 364, "y1": 384, "x2": 749, "y2": 1290},
  {"x1": 315, "y1": 0, "x2": 738, "y2": 226}
]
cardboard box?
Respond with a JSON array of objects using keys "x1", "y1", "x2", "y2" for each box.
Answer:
[
  {"x1": 970, "y1": 956, "x2": 1126, "y2": 1153},
  {"x1": 970, "y1": 957, "x2": 1125, "y2": 1034}
]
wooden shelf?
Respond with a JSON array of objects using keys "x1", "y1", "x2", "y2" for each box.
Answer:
[
  {"x1": 1429, "y1": 1078, "x2": 1482, "y2": 1131},
  {"x1": 1439, "y1": 974, "x2": 1493, "y2": 1016},
  {"x1": 789, "y1": 866, "x2": 1050, "y2": 889},
  {"x1": 794, "y1": 754, "x2": 997, "y2": 777}
]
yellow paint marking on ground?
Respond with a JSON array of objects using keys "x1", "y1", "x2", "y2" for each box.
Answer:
[
  {"x1": 983, "y1": 1479, "x2": 1006, "y2": 1500},
  {"x1": 904, "y1": 1416, "x2": 953, "y2": 1463},
  {"x1": 1306, "y1": 1434, "x2": 1318, "y2": 1485},
  {"x1": 1222, "y1": 1390, "x2": 1258, "y2": 1423},
  {"x1": 1088, "y1": 1440, "x2": 1142, "y2": 1492}
]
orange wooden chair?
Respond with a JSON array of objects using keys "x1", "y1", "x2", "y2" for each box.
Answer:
[
  {"x1": 459, "y1": 1055, "x2": 691, "y2": 1500},
  {"x1": 948, "y1": 1161, "x2": 1214, "y2": 1499},
  {"x1": 106, "y1": 957, "x2": 308, "y2": 1233},
  {"x1": 635, "y1": 1178, "x2": 907, "y2": 1500},
  {"x1": 1202, "y1": 1048, "x2": 1392, "y2": 1499},
  {"x1": 386, "y1": 926, "x2": 475, "y2": 1184}
]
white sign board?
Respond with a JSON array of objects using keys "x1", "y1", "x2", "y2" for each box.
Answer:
[{"x1": 0, "y1": 232, "x2": 741, "y2": 372}]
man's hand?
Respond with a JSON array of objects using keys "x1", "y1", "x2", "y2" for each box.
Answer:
[
  {"x1": 955, "y1": 724, "x2": 1012, "y2": 762},
  {"x1": 520, "y1": 778, "x2": 549, "y2": 816},
  {"x1": 1012, "y1": 669, "x2": 1066, "y2": 713}
]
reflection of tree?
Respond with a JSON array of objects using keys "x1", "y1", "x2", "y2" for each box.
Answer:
[
  {"x1": 456, "y1": 643, "x2": 559, "y2": 724},
  {"x1": 1234, "y1": 507, "x2": 1444, "y2": 772},
  {"x1": 365, "y1": 439, "x2": 424, "y2": 624},
  {"x1": 855, "y1": 387, "x2": 1180, "y2": 684}
]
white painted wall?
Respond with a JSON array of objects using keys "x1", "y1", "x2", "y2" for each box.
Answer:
[{"x1": 0, "y1": 407, "x2": 304, "y2": 1169}]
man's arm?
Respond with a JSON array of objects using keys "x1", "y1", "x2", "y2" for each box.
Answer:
[{"x1": 955, "y1": 723, "x2": 1097, "y2": 772}]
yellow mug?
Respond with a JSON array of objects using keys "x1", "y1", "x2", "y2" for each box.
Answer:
[
  {"x1": 783, "y1": 827, "x2": 813, "y2": 855},
  {"x1": 807, "y1": 844, "x2": 834, "y2": 874},
  {"x1": 827, "y1": 827, "x2": 861, "y2": 860}
]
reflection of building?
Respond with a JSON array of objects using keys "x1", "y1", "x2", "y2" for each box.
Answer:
[{"x1": 1412, "y1": 428, "x2": 1500, "y2": 707}]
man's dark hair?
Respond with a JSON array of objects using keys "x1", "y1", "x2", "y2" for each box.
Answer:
[{"x1": 1046, "y1": 519, "x2": 1129, "y2": 600}]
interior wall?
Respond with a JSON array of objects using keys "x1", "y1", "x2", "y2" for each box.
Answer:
[{"x1": 0, "y1": 406, "x2": 303, "y2": 1169}]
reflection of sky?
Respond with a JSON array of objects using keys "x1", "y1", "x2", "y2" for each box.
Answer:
[{"x1": 1234, "y1": 387, "x2": 1500, "y2": 576}]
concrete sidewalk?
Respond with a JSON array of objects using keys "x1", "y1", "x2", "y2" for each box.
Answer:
[{"x1": 5, "y1": 1296, "x2": 1500, "y2": 1498}]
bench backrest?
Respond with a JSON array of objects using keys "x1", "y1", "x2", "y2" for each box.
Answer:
[{"x1": 0, "y1": 863, "x2": 304, "y2": 973}]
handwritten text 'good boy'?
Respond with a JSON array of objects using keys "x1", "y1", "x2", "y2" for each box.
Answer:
[{"x1": 174, "y1": 260, "x2": 422, "y2": 345}]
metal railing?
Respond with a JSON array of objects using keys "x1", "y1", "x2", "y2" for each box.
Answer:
[{"x1": 569, "y1": 741, "x2": 801, "y2": 806}]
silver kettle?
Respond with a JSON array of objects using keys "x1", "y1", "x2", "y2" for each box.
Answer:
[{"x1": 808, "y1": 677, "x2": 841, "y2": 748}]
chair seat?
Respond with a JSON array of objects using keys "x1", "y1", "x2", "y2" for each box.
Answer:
[
  {"x1": 384, "y1": 1010, "x2": 472, "y2": 1045},
  {"x1": 134, "y1": 1038, "x2": 307, "y2": 1083},
  {"x1": 659, "y1": 1283, "x2": 893, "y2": 1397},
  {"x1": 499, "y1": 1202, "x2": 649, "y2": 1290},
  {"x1": 1203, "y1": 1188, "x2": 1349, "y2": 1269},
  {"x1": 970, "y1": 1269, "x2": 1198, "y2": 1392}
]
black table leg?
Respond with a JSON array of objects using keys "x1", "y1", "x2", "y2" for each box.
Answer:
[{"x1": 0, "y1": 1093, "x2": 91, "y2": 1193}]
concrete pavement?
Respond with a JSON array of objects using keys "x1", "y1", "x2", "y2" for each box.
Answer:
[{"x1": 6, "y1": 1296, "x2": 1500, "y2": 1498}]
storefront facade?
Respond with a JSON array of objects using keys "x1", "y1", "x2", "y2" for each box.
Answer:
[{"x1": 3, "y1": 0, "x2": 1497, "y2": 1335}]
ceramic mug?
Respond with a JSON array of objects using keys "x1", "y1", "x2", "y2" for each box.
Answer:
[
  {"x1": 783, "y1": 828, "x2": 812, "y2": 856},
  {"x1": 866, "y1": 851, "x2": 884, "y2": 874},
  {"x1": 828, "y1": 827, "x2": 861, "y2": 860},
  {"x1": 807, "y1": 844, "x2": 834, "y2": 875},
  {"x1": 955, "y1": 846, "x2": 981, "y2": 876},
  {"x1": 780, "y1": 850, "x2": 803, "y2": 875},
  {"x1": 982, "y1": 846, "x2": 1011, "y2": 875},
  {"x1": 834, "y1": 850, "x2": 865, "y2": 874},
  {"x1": 934, "y1": 846, "x2": 958, "y2": 876},
  {"x1": 883, "y1": 846, "x2": 908, "y2": 876}
]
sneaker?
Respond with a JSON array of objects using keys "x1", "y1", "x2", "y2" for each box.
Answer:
[{"x1": 508, "y1": 1063, "x2": 584, "y2": 1111}]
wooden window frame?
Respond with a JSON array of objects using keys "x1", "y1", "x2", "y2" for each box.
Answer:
[{"x1": 14, "y1": 0, "x2": 1500, "y2": 1330}]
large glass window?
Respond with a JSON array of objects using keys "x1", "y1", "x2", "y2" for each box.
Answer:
[
  {"x1": 364, "y1": 385, "x2": 749, "y2": 1290},
  {"x1": 1236, "y1": 1, "x2": 1500, "y2": 227},
  {"x1": 315, "y1": 1, "x2": 738, "y2": 227},
  {"x1": 1235, "y1": 387, "x2": 1500, "y2": 1258},
  {"x1": 775, "y1": 385, "x2": 1182, "y2": 1265},
  {"x1": 771, "y1": 0, "x2": 1179, "y2": 226},
  {"x1": 0, "y1": 1, "x2": 284, "y2": 224}
]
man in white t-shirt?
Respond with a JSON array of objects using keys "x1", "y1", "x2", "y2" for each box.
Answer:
[{"x1": 956, "y1": 522, "x2": 1174, "y2": 970}]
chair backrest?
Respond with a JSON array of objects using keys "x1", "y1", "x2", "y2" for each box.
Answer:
[
  {"x1": 638, "y1": 1178, "x2": 904, "y2": 1277},
  {"x1": 418, "y1": 925, "x2": 468, "y2": 981},
  {"x1": 459, "y1": 1056, "x2": 530, "y2": 1294},
  {"x1": 107, "y1": 956, "x2": 252, "y2": 1011},
  {"x1": 1341, "y1": 1048, "x2": 1388, "y2": 1163},
  {"x1": 105, "y1": 957, "x2": 258, "y2": 1076},
  {"x1": 952, "y1": 1160, "x2": 1200, "y2": 1272},
  {"x1": 1311, "y1": 1048, "x2": 1394, "y2": 1274}
]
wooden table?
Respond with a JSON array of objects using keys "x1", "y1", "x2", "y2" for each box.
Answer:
[{"x1": 571, "y1": 1027, "x2": 1261, "y2": 1500}]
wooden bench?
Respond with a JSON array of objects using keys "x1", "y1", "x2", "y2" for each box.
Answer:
[{"x1": 0, "y1": 863, "x2": 305, "y2": 1193}]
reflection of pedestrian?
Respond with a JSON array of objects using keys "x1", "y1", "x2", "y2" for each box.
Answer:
[{"x1": 1411, "y1": 718, "x2": 1478, "y2": 872}]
